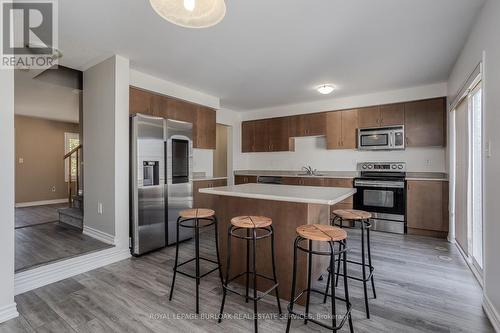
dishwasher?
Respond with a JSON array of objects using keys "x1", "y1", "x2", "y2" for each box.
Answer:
[{"x1": 257, "y1": 176, "x2": 283, "y2": 184}]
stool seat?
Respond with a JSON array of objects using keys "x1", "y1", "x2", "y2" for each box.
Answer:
[
  {"x1": 296, "y1": 224, "x2": 347, "y2": 242},
  {"x1": 179, "y1": 208, "x2": 215, "y2": 219},
  {"x1": 332, "y1": 209, "x2": 372, "y2": 220},
  {"x1": 231, "y1": 216, "x2": 272, "y2": 229}
]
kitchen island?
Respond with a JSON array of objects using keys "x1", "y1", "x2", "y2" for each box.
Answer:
[{"x1": 199, "y1": 183, "x2": 356, "y2": 303}]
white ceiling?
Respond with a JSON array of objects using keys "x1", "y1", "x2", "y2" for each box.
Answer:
[{"x1": 58, "y1": 0, "x2": 485, "y2": 111}]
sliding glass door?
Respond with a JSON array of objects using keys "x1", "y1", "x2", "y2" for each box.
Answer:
[{"x1": 469, "y1": 83, "x2": 483, "y2": 272}]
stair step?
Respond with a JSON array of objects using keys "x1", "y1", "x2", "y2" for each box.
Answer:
[{"x1": 58, "y1": 208, "x2": 83, "y2": 230}]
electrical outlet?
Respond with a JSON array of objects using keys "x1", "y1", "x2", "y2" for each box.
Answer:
[
  {"x1": 425, "y1": 159, "x2": 432, "y2": 167},
  {"x1": 97, "y1": 202, "x2": 103, "y2": 215},
  {"x1": 51, "y1": 186, "x2": 56, "y2": 192}
]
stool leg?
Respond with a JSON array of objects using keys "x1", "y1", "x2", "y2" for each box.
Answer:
[
  {"x1": 252, "y1": 228, "x2": 258, "y2": 333},
  {"x1": 361, "y1": 220, "x2": 370, "y2": 318},
  {"x1": 218, "y1": 226, "x2": 232, "y2": 323},
  {"x1": 335, "y1": 217, "x2": 343, "y2": 288},
  {"x1": 270, "y1": 226, "x2": 282, "y2": 315},
  {"x1": 366, "y1": 220, "x2": 376, "y2": 299},
  {"x1": 323, "y1": 267, "x2": 330, "y2": 304},
  {"x1": 169, "y1": 216, "x2": 182, "y2": 301},
  {"x1": 329, "y1": 241, "x2": 337, "y2": 331},
  {"x1": 286, "y1": 237, "x2": 300, "y2": 333},
  {"x1": 246, "y1": 228, "x2": 250, "y2": 303},
  {"x1": 195, "y1": 218, "x2": 200, "y2": 314},
  {"x1": 342, "y1": 240, "x2": 354, "y2": 333},
  {"x1": 213, "y1": 216, "x2": 224, "y2": 286},
  {"x1": 304, "y1": 240, "x2": 313, "y2": 325}
]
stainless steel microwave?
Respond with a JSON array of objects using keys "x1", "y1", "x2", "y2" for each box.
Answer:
[{"x1": 357, "y1": 125, "x2": 405, "y2": 150}]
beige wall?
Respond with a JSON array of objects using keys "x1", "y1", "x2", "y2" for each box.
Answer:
[
  {"x1": 15, "y1": 115, "x2": 79, "y2": 204},
  {"x1": 213, "y1": 124, "x2": 228, "y2": 177}
]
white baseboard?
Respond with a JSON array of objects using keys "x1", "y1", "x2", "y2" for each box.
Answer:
[
  {"x1": 15, "y1": 198, "x2": 68, "y2": 208},
  {"x1": 483, "y1": 294, "x2": 500, "y2": 332},
  {"x1": 0, "y1": 303, "x2": 18, "y2": 323},
  {"x1": 14, "y1": 247, "x2": 131, "y2": 295},
  {"x1": 83, "y1": 226, "x2": 115, "y2": 245}
]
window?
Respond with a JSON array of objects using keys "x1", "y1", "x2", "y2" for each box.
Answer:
[{"x1": 64, "y1": 132, "x2": 80, "y2": 182}]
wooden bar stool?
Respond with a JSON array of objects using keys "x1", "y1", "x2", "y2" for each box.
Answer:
[
  {"x1": 286, "y1": 224, "x2": 353, "y2": 333},
  {"x1": 324, "y1": 209, "x2": 376, "y2": 318},
  {"x1": 169, "y1": 208, "x2": 223, "y2": 314},
  {"x1": 218, "y1": 216, "x2": 282, "y2": 333}
]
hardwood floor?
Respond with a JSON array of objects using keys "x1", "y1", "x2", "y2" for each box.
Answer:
[
  {"x1": 2, "y1": 228, "x2": 493, "y2": 332},
  {"x1": 15, "y1": 204, "x2": 68, "y2": 229},
  {"x1": 15, "y1": 222, "x2": 112, "y2": 272}
]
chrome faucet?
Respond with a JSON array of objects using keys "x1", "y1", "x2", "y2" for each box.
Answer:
[{"x1": 301, "y1": 165, "x2": 318, "y2": 176}]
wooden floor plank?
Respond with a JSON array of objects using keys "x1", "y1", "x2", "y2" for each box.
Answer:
[{"x1": 2, "y1": 228, "x2": 494, "y2": 333}]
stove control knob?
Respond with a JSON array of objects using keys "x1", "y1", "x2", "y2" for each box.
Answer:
[
  {"x1": 391, "y1": 165, "x2": 397, "y2": 169},
  {"x1": 362, "y1": 164, "x2": 367, "y2": 169},
  {"x1": 368, "y1": 164, "x2": 373, "y2": 169},
  {"x1": 398, "y1": 164, "x2": 403, "y2": 169}
]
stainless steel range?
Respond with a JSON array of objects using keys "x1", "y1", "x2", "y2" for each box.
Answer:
[{"x1": 353, "y1": 162, "x2": 407, "y2": 234}]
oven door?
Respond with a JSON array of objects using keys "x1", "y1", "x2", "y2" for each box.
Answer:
[{"x1": 353, "y1": 179, "x2": 406, "y2": 216}]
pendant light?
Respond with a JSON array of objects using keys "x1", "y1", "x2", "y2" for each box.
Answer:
[{"x1": 149, "y1": 0, "x2": 226, "y2": 28}]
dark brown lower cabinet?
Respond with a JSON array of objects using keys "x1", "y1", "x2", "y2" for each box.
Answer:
[
  {"x1": 234, "y1": 175, "x2": 257, "y2": 185},
  {"x1": 406, "y1": 180, "x2": 449, "y2": 238}
]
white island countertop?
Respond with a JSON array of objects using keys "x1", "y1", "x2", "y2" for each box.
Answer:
[{"x1": 199, "y1": 183, "x2": 356, "y2": 205}]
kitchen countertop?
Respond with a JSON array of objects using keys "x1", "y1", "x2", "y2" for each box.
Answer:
[
  {"x1": 234, "y1": 170, "x2": 358, "y2": 179},
  {"x1": 193, "y1": 176, "x2": 228, "y2": 181},
  {"x1": 199, "y1": 183, "x2": 356, "y2": 205},
  {"x1": 234, "y1": 170, "x2": 448, "y2": 181},
  {"x1": 405, "y1": 172, "x2": 448, "y2": 181}
]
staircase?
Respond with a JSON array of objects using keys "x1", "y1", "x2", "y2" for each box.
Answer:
[{"x1": 58, "y1": 144, "x2": 83, "y2": 229}]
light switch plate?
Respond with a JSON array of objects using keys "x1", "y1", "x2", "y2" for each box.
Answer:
[{"x1": 486, "y1": 141, "x2": 492, "y2": 158}]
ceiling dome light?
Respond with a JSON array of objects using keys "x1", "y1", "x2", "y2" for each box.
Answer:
[
  {"x1": 317, "y1": 84, "x2": 335, "y2": 95},
  {"x1": 150, "y1": 0, "x2": 226, "y2": 28}
]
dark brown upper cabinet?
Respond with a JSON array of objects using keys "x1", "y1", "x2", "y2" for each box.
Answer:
[
  {"x1": 357, "y1": 106, "x2": 380, "y2": 128},
  {"x1": 380, "y1": 103, "x2": 405, "y2": 126},
  {"x1": 268, "y1": 117, "x2": 291, "y2": 152},
  {"x1": 166, "y1": 97, "x2": 196, "y2": 123},
  {"x1": 193, "y1": 106, "x2": 216, "y2": 149},
  {"x1": 241, "y1": 117, "x2": 292, "y2": 152},
  {"x1": 325, "y1": 109, "x2": 358, "y2": 149},
  {"x1": 129, "y1": 86, "x2": 217, "y2": 149},
  {"x1": 358, "y1": 103, "x2": 404, "y2": 128},
  {"x1": 129, "y1": 87, "x2": 164, "y2": 117},
  {"x1": 290, "y1": 113, "x2": 326, "y2": 137},
  {"x1": 241, "y1": 121, "x2": 256, "y2": 152},
  {"x1": 404, "y1": 98, "x2": 446, "y2": 147}
]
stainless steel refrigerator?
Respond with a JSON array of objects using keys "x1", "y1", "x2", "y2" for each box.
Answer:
[{"x1": 130, "y1": 114, "x2": 193, "y2": 256}]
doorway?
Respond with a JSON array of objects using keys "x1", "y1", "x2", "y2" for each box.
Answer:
[{"x1": 213, "y1": 123, "x2": 230, "y2": 178}]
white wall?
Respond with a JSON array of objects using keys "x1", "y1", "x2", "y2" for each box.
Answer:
[
  {"x1": 0, "y1": 69, "x2": 19, "y2": 322},
  {"x1": 246, "y1": 137, "x2": 446, "y2": 172},
  {"x1": 447, "y1": 0, "x2": 500, "y2": 329},
  {"x1": 83, "y1": 55, "x2": 130, "y2": 248},
  {"x1": 241, "y1": 82, "x2": 447, "y2": 120},
  {"x1": 239, "y1": 83, "x2": 448, "y2": 173},
  {"x1": 193, "y1": 149, "x2": 213, "y2": 177},
  {"x1": 130, "y1": 69, "x2": 219, "y2": 109}
]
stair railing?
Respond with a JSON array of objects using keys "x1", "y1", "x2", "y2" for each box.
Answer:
[{"x1": 64, "y1": 144, "x2": 82, "y2": 207}]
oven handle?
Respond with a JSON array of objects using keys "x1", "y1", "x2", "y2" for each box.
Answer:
[{"x1": 354, "y1": 180, "x2": 405, "y2": 188}]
